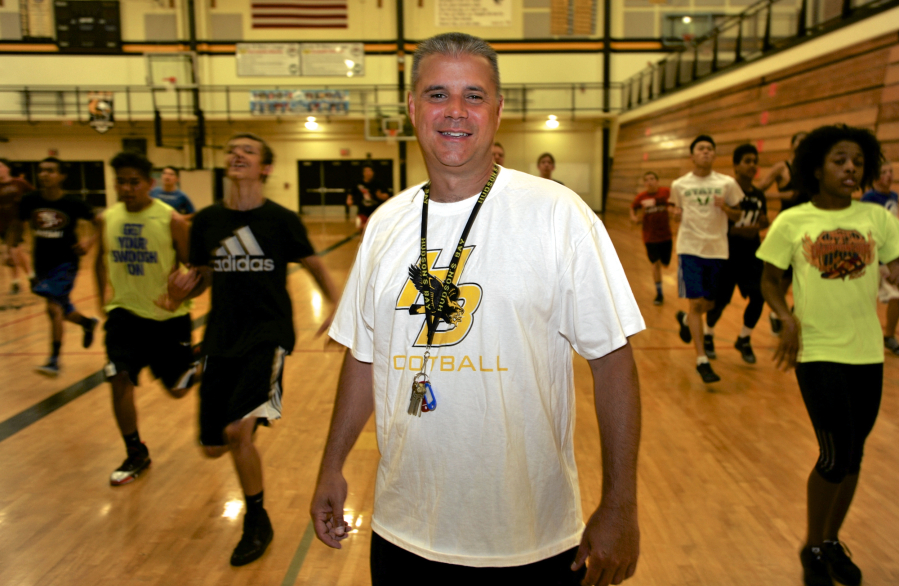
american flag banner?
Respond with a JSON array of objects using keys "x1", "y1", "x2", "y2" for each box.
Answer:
[{"x1": 251, "y1": 1, "x2": 349, "y2": 29}]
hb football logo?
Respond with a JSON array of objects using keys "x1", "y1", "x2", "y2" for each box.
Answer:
[
  {"x1": 395, "y1": 246, "x2": 482, "y2": 347},
  {"x1": 802, "y1": 229, "x2": 875, "y2": 280}
]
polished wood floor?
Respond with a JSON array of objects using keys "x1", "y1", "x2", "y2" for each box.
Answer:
[{"x1": 1, "y1": 203, "x2": 898, "y2": 585}]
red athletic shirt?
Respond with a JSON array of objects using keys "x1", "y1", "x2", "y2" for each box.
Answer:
[{"x1": 630, "y1": 187, "x2": 672, "y2": 244}]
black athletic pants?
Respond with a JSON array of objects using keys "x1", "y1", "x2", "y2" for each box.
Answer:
[
  {"x1": 795, "y1": 362, "x2": 882, "y2": 483},
  {"x1": 370, "y1": 532, "x2": 587, "y2": 586}
]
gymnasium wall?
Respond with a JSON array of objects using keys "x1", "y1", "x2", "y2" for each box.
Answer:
[{"x1": 611, "y1": 23, "x2": 899, "y2": 202}]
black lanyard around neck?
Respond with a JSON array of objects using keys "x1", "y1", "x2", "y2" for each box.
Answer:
[{"x1": 419, "y1": 164, "x2": 499, "y2": 346}]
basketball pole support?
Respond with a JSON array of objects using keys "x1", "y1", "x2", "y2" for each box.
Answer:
[{"x1": 396, "y1": 0, "x2": 408, "y2": 191}]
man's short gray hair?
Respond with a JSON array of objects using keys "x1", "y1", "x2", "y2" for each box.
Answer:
[{"x1": 411, "y1": 33, "x2": 501, "y2": 94}]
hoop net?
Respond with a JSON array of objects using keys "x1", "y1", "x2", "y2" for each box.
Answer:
[{"x1": 386, "y1": 128, "x2": 398, "y2": 143}]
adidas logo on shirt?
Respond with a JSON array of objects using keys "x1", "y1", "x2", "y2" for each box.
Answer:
[{"x1": 212, "y1": 226, "x2": 275, "y2": 272}]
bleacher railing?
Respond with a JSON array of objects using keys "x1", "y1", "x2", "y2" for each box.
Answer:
[{"x1": 621, "y1": 0, "x2": 899, "y2": 112}]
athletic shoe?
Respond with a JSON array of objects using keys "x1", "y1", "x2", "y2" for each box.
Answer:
[
  {"x1": 770, "y1": 313, "x2": 783, "y2": 336},
  {"x1": 696, "y1": 362, "x2": 720, "y2": 383},
  {"x1": 675, "y1": 311, "x2": 692, "y2": 343},
  {"x1": 703, "y1": 335, "x2": 716, "y2": 359},
  {"x1": 10, "y1": 282, "x2": 20, "y2": 294},
  {"x1": 110, "y1": 446, "x2": 151, "y2": 486},
  {"x1": 35, "y1": 360, "x2": 59, "y2": 378},
  {"x1": 884, "y1": 337, "x2": 899, "y2": 355},
  {"x1": 800, "y1": 545, "x2": 834, "y2": 586},
  {"x1": 231, "y1": 510, "x2": 274, "y2": 566},
  {"x1": 653, "y1": 293, "x2": 664, "y2": 306},
  {"x1": 735, "y1": 336, "x2": 756, "y2": 364},
  {"x1": 82, "y1": 317, "x2": 99, "y2": 349},
  {"x1": 821, "y1": 541, "x2": 861, "y2": 586}
]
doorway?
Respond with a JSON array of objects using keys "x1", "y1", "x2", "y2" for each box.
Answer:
[{"x1": 298, "y1": 159, "x2": 393, "y2": 214}]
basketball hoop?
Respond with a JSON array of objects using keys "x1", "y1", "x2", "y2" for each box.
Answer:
[
  {"x1": 682, "y1": 33, "x2": 695, "y2": 44},
  {"x1": 385, "y1": 128, "x2": 398, "y2": 143},
  {"x1": 163, "y1": 76, "x2": 177, "y2": 91}
]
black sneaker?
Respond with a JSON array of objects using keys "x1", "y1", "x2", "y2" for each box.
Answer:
[
  {"x1": 800, "y1": 545, "x2": 834, "y2": 586},
  {"x1": 110, "y1": 445, "x2": 151, "y2": 486},
  {"x1": 770, "y1": 314, "x2": 783, "y2": 336},
  {"x1": 653, "y1": 293, "x2": 663, "y2": 306},
  {"x1": 675, "y1": 311, "x2": 692, "y2": 343},
  {"x1": 231, "y1": 510, "x2": 274, "y2": 566},
  {"x1": 703, "y1": 335, "x2": 716, "y2": 359},
  {"x1": 821, "y1": 541, "x2": 861, "y2": 586},
  {"x1": 82, "y1": 317, "x2": 99, "y2": 349},
  {"x1": 36, "y1": 359, "x2": 60, "y2": 378},
  {"x1": 884, "y1": 336, "x2": 899, "y2": 355},
  {"x1": 735, "y1": 336, "x2": 756, "y2": 364},
  {"x1": 696, "y1": 362, "x2": 720, "y2": 383}
]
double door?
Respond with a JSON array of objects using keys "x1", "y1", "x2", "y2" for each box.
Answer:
[{"x1": 298, "y1": 159, "x2": 393, "y2": 213}]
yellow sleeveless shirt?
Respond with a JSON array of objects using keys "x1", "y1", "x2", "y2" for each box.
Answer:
[{"x1": 103, "y1": 198, "x2": 191, "y2": 320}]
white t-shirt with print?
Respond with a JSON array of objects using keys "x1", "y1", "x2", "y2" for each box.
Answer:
[
  {"x1": 330, "y1": 168, "x2": 645, "y2": 567},
  {"x1": 671, "y1": 171, "x2": 744, "y2": 259}
]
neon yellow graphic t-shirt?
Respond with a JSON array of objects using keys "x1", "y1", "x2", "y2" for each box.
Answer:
[{"x1": 757, "y1": 201, "x2": 899, "y2": 363}]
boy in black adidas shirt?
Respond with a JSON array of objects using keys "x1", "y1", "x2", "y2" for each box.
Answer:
[
  {"x1": 179, "y1": 133, "x2": 339, "y2": 567},
  {"x1": 704, "y1": 144, "x2": 769, "y2": 363}
]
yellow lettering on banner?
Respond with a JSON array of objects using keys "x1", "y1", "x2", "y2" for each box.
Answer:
[
  {"x1": 393, "y1": 355, "x2": 406, "y2": 370},
  {"x1": 441, "y1": 356, "x2": 454, "y2": 371},
  {"x1": 497, "y1": 357, "x2": 508, "y2": 371},
  {"x1": 459, "y1": 356, "x2": 476, "y2": 371},
  {"x1": 409, "y1": 355, "x2": 423, "y2": 371},
  {"x1": 479, "y1": 356, "x2": 494, "y2": 372}
]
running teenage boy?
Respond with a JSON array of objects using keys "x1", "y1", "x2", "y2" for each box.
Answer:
[
  {"x1": 181, "y1": 133, "x2": 339, "y2": 567},
  {"x1": 95, "y1": 151, "x2": 200, "y2": 486},
  {"x1": 311, "y1": 33, "x2": 642, "y2": 586},
  {"x1": 629, "y1": 171, "x2": 672, "y2": 305},
  {"x1": 16, "y1": 158, "x2": 99, "y2": 377},
  {"x1": 758, "y1": 125, "x2": 899, "y2": 586},
  {"x1": 703, "y1": 144, "x2": 769, "y2": 363},
  {"x1": 860, "y1": 161, "x2": 899, "y2": 354},
  {"x1": 670, "y1": 136, "x2": 743, "y2": 383},
  {"x1": 0, "y1": 158, "x2": 33, "y2": 294}
]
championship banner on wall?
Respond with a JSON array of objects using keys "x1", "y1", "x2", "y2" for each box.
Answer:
[
  {"x1": 435, "y1": 0, "x2": 512, "y2": 27},
  {"x1": 88, "y1": 91, "x2": 114, "y2": 134},
  {"x1": 249, "y1": 89, "x2": 349, "y2": 115}
]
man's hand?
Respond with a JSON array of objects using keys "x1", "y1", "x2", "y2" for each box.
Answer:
[
  {"x1": 572, "y1": 503, "x2": 639, "y2": 586},
  {"x1": 154, "y1": 266, "x2": 201, "y2": 312},
  {"x1": 713, "y1": 195, "x2": 725, "y2": 208},
  {"x1": 773, "y1": 316, "x2": 800, "y2": 371},
  {"x1": 310, "y1": 469, "x2": 351, "y2": 548},
  {"x1": 671, "y1": 206, "x2": 682, "y2": 222},
  {"x1": 886, "y1": 259, "x2": 899, "y2": 286}
]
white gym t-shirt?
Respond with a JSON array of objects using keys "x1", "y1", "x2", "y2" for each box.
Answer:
[
  {"x1": 330, "y1": 167, "x2": 645, "y2": 567},
  {"x1": 671, "y1": 171, "x2": 744, "y2": 259}
]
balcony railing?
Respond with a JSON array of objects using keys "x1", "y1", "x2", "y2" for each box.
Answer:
[
  {"x1": 0, "y1": 82, "x2": 624, "y2": 124},
  {"x1": 620, "y1": 0, "x2": 899, "y2": 112}
]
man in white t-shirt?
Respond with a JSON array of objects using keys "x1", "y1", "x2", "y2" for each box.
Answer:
[
  {"x1": 310, "y1": 32, "x2": 644, "y2": 586},
  {"x1": 671, "y1": 135, "x2": 743, "y2": 383}
]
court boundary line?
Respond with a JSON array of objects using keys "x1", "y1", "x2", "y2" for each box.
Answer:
[{"x1": 0, "y1": 232, "x2": 356, "y2": 444}]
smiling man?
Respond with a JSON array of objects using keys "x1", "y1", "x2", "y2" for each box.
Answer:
[{"x1": 311, "y1": 33, "x2": 644, "y2": 586}]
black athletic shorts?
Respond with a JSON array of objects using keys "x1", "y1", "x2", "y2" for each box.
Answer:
[
  {"x1": 104, "y1": 308, "x2": 194, "y2": 388},
  {"x1": 370, "y1": 532, "x2": 587, "y2": 586},
  {"x1": 645, "y1": 240, "x2": 672, "y2": 265},
  {"x1": 199, "y1": 345, "x2": 286, "y2": 446}
]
